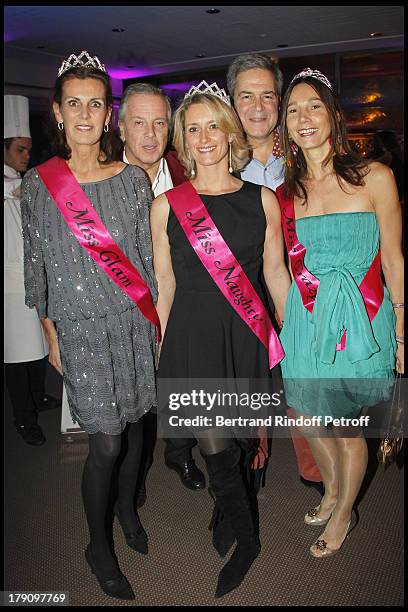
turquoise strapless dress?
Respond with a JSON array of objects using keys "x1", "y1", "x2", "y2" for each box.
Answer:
[{"x1": 280, "y1": 212, "x2": 396, "y2": 417}]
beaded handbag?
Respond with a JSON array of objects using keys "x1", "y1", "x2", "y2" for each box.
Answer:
[{"x1": 377, "y1": 373, "x2": 404, "y2": 467}]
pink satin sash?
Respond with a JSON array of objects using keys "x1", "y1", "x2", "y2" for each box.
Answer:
[
  {"x1": 165, "y1": 182, "x2": 284, "y2": 369},
  {"x1": 36, "y1": 157, "x2": 161, "y2": 340},
  {"x1": 276, "y1": 185, "x2": 384, "y2": 351}
]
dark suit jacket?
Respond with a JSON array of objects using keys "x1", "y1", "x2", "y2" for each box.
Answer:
[
  {"x1": 121, "y1": 143, "x2": 187, "y2": 188},
  {"x1": 164, "y1": 150, "x2": 187, "y2": 187}
]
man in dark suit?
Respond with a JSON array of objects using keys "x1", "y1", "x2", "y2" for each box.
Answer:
[{"x1": 226, "y1": 54, "x2": 323, "y2": 494}]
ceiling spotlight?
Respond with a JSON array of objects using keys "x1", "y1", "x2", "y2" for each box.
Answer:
[
  {"x1": 195, "y1": 54, "x2": 206, "y2": 58},
  {"x1": 36, "y1": 45, "x2": 45, "y2": 49},
  {"x1": 277, "y1": 44, "x2": 288, "y2": 48},
  {"x1": 112, "y1": 27, "x2": 125, "y2": 32},
  {"x1": 369, "y1": 32, "x2": 383, "y2": 37},
  {"x1": 206, "y1": 8, "x2": 221, "y2": 14}
]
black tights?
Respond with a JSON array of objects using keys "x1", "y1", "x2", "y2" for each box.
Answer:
[
  {"x1": 81, "y1": 420, "x2": 143, "y2": 574},
  {"x1": 195, "y1": 430, "x2": 231, "y2": 456}
]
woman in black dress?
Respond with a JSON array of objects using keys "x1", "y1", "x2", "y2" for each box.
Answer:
[{"x1": 150, "y1": 85, "x2": 291, "y2": 597}]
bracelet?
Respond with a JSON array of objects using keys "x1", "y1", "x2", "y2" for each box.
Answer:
[
  {"x1": 396, "y1": 336, "x2": 404, "y2": 344},
  {"x1": 392, "y1": 303, "x2": 404, "y2": 308}
]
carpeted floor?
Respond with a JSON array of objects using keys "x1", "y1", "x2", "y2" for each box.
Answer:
[{"x1": 3, "y1": 367, "x2": 404, "y2": 607}]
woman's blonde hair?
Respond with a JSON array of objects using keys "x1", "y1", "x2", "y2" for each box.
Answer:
[{"x1": 172, "y1": 92, "x2": 250, "y2": 178}]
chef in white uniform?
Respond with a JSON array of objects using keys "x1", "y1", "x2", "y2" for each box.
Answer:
[{"x1": 4, "y1": 94, "x2": 58, "y2": 445}]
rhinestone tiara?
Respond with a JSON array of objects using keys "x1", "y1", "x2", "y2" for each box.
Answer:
[
  {"x1": 58, "y1": 50, "x2": 106, "y2": 77},
  {"x1": 184, "y1": 80, "x2": 231, "y2": 106},
  {"x1": 290, "y1": 67, "x2": 333, "y2": 90}
]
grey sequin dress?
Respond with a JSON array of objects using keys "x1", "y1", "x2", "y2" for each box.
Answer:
[{"x1": 21, "y1": 163, "x2": 157, "y2": 434}]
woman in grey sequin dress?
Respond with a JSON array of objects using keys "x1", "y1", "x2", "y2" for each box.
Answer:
[
  {"x1": 21, "y1": 56, "x2": 157, "y2": 600},
  {"x1": 22, "y1": 165, "x2": 157, "y2": 433}
]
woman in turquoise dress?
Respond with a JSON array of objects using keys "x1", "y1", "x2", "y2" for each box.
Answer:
[{"x1": 276, "y1": 68, "x2": 404, "y2": 558}]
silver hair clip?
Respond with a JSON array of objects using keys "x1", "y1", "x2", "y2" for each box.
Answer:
[
  {"x1": 290, "y1": 67, "x2": 333, "y2": 90},
  {"x1": 184, "y1": 80, "x2": 231, "y2": 106},
  {"x1": 58, "y1": 50, "x2": 106, "y2": 77}
]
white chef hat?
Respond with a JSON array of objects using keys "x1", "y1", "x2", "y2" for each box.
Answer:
[{"x1": 4, "y1": 95, "x2": 31, "y2": 139}]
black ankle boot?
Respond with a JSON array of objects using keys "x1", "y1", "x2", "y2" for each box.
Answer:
[
  {"x1": 85, "y1": 544, "x2": 135, "y2": 600},
  {"x1": 202, "y1": 444, "x2": 261, "y2": 598},
  {"x1": 114, "y1": 503, "x2": 148, "y2": 555}
]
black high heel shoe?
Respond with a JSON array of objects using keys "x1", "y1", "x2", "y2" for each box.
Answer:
[
  {"x1": 85, "y1": 544, "x2": 135, "y2": 600},
  {"x1": 114, "y1": 503, "x2": 148, "y2": 555}
]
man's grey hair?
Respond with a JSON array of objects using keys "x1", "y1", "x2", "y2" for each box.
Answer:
[
  {"x1": 118, "y1": 83, "x2": 172, "y2": 124},
  {"x1": 227, "y1": 53, "x2": 284, "y2": 99}
]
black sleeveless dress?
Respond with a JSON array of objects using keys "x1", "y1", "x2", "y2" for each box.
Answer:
[{"x1": 158, "y1": 181, "x2": 272, "y2": 379}]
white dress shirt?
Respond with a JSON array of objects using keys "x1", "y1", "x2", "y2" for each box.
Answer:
[{"x1": 123, "y1": 151, "x2": 173, "y2": 197}]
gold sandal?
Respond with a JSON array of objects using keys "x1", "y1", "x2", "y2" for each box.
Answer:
[
  {"x1": 309, "y1": 511, "x2": 359, "y2": 558},
  {"x1": 304, "y1": 505, "x2": 332, "y2": 527}
]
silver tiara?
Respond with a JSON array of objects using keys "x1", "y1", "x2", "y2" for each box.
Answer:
[
  {"x1": 58, "y1": 50, "x2": 106, "y2": 77},
  {"x1": 184, "y1": 80, "x2": 231, "y2": 106},
  {"x1": 290, "y1": 67, "x2": 332, "y2": 90}
]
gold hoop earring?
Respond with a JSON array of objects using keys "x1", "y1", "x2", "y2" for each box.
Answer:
[
  {"x1": 104, "y1": 124, "x2": 109, "y2": 133},
  {"x1": 57, "y1": 122, "x2": 64, "y2": 131},
  {"x1": 228, "y1": 142, "x2": 233, "y2": 174}
]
